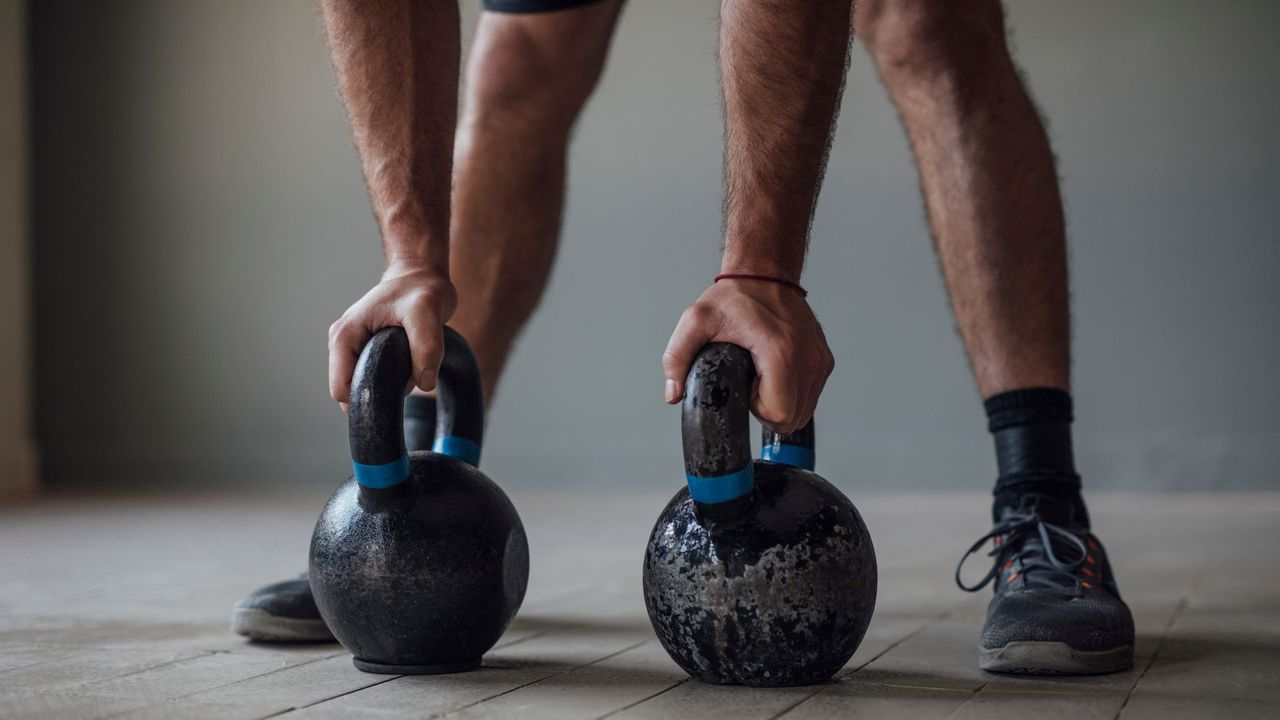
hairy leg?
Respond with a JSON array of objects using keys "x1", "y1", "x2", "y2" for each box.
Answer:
[
  {"x1": 446, "y1": 1, "x2": 623, "y2": 401},
  {"x1": 856, "y1": 0, "x2": 1070, "y2": 398}
]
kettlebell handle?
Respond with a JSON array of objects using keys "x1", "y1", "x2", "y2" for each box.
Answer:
[
  {"x1": 762, "y1": 422, "x2": 816, "y2": 471},
  {"x1": 348, "y1": 326, "x2": 485, "y2": 489},
  {"x1": 682, "y1": 343, "x2": 817, "y2": 505}
]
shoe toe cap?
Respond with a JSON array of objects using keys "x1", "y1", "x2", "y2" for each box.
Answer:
[
  {"x1": 234, "y1": 577, "x2": 321, "y2": 621},
  {"x1": 982, "y1": 590, "x2": 1134, "y2": 652}
]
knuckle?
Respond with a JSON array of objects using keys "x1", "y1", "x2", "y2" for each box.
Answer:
[
  {"x1": 408, "y1": 291, "x2": 435, "y2": 314},
  {"x1": 686, "y1": 302, "x2": 716, "y2": 325},
  {"x1": 756, "y1": 405, "x2": 788, "y2": 427}
]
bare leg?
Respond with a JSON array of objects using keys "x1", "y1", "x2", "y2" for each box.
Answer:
[
  {"x1": 856, "y1": 0, "x2": 1070, "y2": 398},
  {"x1": 858, "y1": 4, "x2": 1136, "y2": 678},
  {"x1": 446, "y1": 1, "x2": 623, "y2": 400}
]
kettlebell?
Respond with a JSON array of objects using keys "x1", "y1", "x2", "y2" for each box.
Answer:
[
  {"x1": 643, "y1": 343, "x2": 877, "y2": 686},
  {"x1": 309, "y1": 326, "x2": 529, "y2": 675}
]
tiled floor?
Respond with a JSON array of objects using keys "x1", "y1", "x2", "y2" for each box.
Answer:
[{"x1": 1, "y1": 489, "x2": 1276, "y2": 719}]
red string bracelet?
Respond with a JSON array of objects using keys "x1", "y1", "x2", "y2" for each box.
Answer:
[{"x1": 714, "y1": 273, "x2": 808, "y2": 297}]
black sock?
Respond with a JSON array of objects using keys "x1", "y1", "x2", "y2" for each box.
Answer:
[
  {"x1": 404, "y1": 395, "x2": 436, "y2": 454},
  {"x1": 984, "y1": 387, "x2": 1088, "y2": 526}
]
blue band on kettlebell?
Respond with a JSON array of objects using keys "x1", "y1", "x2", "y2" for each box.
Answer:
[
  {"x1": 353, "y1": 455, "x2": 411, "y2": 489},
  {"x1": 686, "y1": 464, "x2": 755, "y2": 504},
  {"x1": 761, "y1": 443, "x2": 816, "y2": 471},
  {"x1": 433, "y1": 435, "x2": 482, "y2": 467}
]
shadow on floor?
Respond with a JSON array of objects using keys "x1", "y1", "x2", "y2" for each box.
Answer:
[{"x1": 506, "y1": 613, "x2": 656, "y2": 636}]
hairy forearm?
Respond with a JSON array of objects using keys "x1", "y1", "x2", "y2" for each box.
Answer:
[
  {"x1": 320, "y1": 0, "x2": 460, "y2": 275},
  {"x1": 719, "y1": 0, "x2": 852, "y2": 280}
]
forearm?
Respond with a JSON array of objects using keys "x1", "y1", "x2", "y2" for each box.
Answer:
[
  {"x1": 719, "y1": 0, "x2": 852, "y2": 281},
  {"x1": 320, "y1": 0, "x2": 460, "y2": 275}
]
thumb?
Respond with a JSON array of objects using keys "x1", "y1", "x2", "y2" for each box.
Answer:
[
  {"x1": 662, "y1": 305, "x2": 717, "y2": 404},
  {"x1": 402, "y1": 312, "x2": 446, "y2": 393}
]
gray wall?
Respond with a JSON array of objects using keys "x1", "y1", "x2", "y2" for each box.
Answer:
[{"x1": 31, "y1": 1, "x2": 1280, "y2": 493}]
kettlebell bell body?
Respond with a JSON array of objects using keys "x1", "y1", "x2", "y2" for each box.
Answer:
[
  {"x1": 309, "y1": 327, "x2": 529, "y2": 675},
  {"x1": 643, "y1": 343, "x2": 877, "y2": 686}
]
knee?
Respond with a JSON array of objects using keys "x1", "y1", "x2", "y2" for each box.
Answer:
[
  {"x1": 855, "y1": 0, "x2": 1006, "y2": 78},
  {"x1": 462, "y1": 20, "x2": 611, "y2": 137}
]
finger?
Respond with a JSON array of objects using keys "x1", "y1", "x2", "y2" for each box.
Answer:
[
  {"x1": 662, "y1": 304, "x2": 719, "y2": 404},
  {"x1": 328, "y1": 319, "x2": 368, "y2": 404},
  {"x1": 794, "y1": 351, "x2": 825, "y2": 431},
  {"x1": 751, "y1": 343, "x2": 801, "y2": 434},
  {"x1": 401, "y1": 306, "x2": 446, "y2": 393},
  {"x1": 800, "y1": 345, "x2": 835, "y2": 428}
]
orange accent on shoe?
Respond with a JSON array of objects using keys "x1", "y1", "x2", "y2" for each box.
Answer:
[
  {"x1": 1082, "y1": 567, "x2": 1094, "y2": 577},
  {"x1": 1087, "y1": 554, "x2": 1097, "y2": 564},
  {"x1": 1007, "y1": 572, "x2": 1020, "y2": 583},
  {"x1": 1003, "y1": 560, "x2": 1013, "y2": 571},
  {"x1": 1081, "y1": 581, "x2": 1093, "y2": 589},
  {"x1": 1087, "y1": 538, "x2": 1099, "y2": 550}
]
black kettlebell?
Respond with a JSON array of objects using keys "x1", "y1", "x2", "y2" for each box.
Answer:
[
  {"x1": 309, "y1": 326, "x2": 529, "y2": 675},
  {"x1": 643, "y1": 343, "x2": 877, "y2": 686}
]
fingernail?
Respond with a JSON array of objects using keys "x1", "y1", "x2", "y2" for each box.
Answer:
[{"x1": 664, "y1": 379, "x2": 679, "y2": 403}]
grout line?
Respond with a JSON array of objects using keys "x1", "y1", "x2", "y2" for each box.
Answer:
[
  {"x1": 97, "y1": 650, "x2": 353, "y2": 720},
  {"x1": 273, "y1": 673, "x2": 403, "y2": 717},
  {"x1": 593, "y1": 677, "x2": 691, "y2": 720},
  {"x1": 940, "y1": 680, "x2": 988, "y2": 719},
  {"x1": 1111, "y1": 584, "x2": 1193, "y2": 720},
  {"x1": 491, "y1": 629, "x2": 550, "y2": 651},
  {"x1": 864, "y1": 681, "x2": 974, "y2": 694},
  {"x1": 22, "y1": 648, "x2": 213, "y2": 701},
  {"x1": 421, "y1": 639, "x2": 653, "y2": 719},
  {"x1": 769, "y1": 605, "x2": 960, "y2": 720},
  {"x1": 271, "y1": 631, "x2": 556, "y2": 716}
]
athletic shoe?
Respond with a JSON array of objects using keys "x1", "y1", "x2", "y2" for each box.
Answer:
[
  {"x1": 955, "y1": 493, "x2": 1135, "y2": 674},
  {"x1": 231, "y1": 572, "x2": 335, "y2": 643}
]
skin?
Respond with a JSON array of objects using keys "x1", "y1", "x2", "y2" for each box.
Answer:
[
  {"x1": 321, "y1": 0, "x2": 622, "y2": 406},
  {"x1": 321, "y1": 0, "x2": 460, "y2": 405},
  {"x1": 449, "y1": 1, "x2": 624, "y2": 398},
  {"x1": 854, "y1": 0, "x2": 1071, "y2": 397},
  {"x1": 660, "y1": 0, "x2": 849, "y2": 430},
  {"x1": 323, "y1": 0, "x2": 1069, "y2": 425},
  {"x1": 662, "y1": 0, "x2": 850, "y2": 434}
]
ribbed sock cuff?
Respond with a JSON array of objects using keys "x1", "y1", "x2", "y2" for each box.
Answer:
[{"x1": 984, "y1": 387, "x2": 1073, "y2": 432}]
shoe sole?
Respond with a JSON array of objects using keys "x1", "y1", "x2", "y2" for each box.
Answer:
[
  {"x1": 979, "y1": 641, "x2": 1133, "y2": 675},
  {"x1": 231, "y1": 608, "x2": 335, "y2": 643}
]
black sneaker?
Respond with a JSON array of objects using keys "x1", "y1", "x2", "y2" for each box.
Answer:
[
  {"x1": 232, "y1": 572, "x2": 335, "y2": 642},
  {"x1": 955, "y1": 494, "x2": 1135, "y2": 675}
]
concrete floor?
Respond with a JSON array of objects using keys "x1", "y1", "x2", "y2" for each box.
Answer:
[{"x1": 1, "y1": 489, "x2": 1277, "y2": 719}]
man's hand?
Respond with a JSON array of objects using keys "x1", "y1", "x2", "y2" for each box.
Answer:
[
  {"x1": 328, "y1": 263, "x2": 458, "y2": 405},
  {"x1": 662, "y1": 279, "x2": 834, "y2": 434}
]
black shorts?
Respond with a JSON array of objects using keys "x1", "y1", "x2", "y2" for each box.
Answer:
[{"x1": 483, "y1": 0, "x2": 611, "y2": 13}]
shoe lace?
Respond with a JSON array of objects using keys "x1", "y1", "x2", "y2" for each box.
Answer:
[{"x1": 954, "y1": 508, "x2": 1089, "y2": 598}]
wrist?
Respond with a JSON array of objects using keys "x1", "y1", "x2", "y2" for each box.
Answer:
[
  {"x1": 384, "y1": 248, "x2": 448, "y2": 278},
  {"x1": 383, "y1": 226, "x2": 449, "y2": 276},
  {"x1": 714, "y1": 272, "x2": 808, "y2": 298},
  {"x1": 382, "y1": 260, "x2": 450, "y2": 285},
  {"x1": 719, "y1": 256, "x2": 804, "y2": 286}
]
